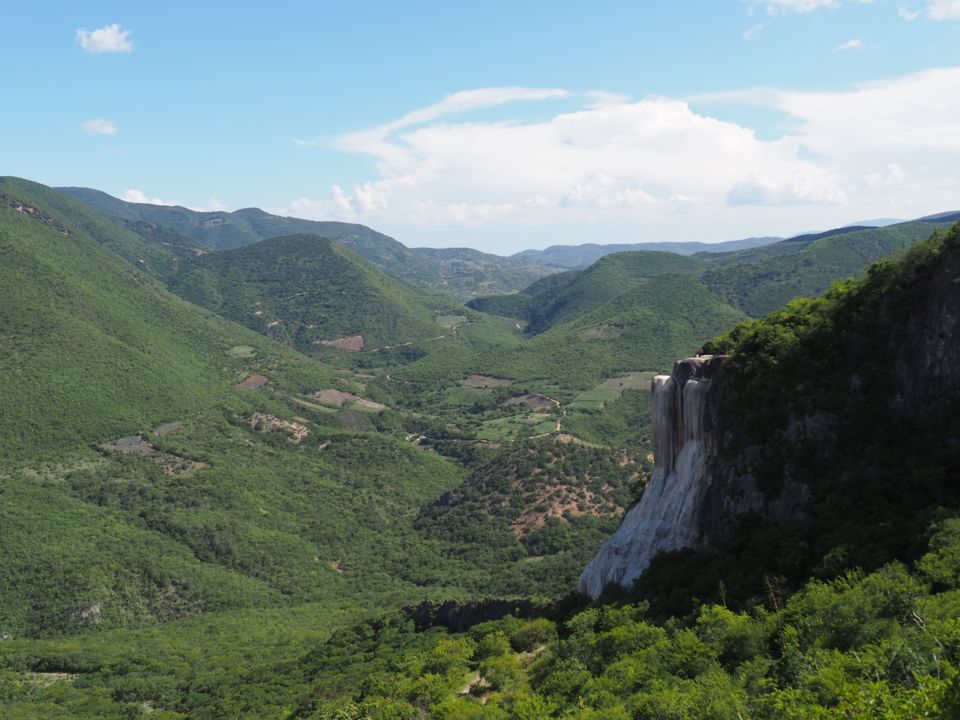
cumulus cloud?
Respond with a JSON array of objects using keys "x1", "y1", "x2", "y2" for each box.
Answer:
[
  {"x1": 82, "y1": 118, "x2": 117, "y2": 135},
  {"x1": 833, "y1": 38, "x2": 865, "y2": 51},
  {"x1": 928, "y1": 0, "x2": 960, "y2": 19},
  {"x1": 76, "y1": 24, "x2": 133, "y2": 53},
  {"x1": 751, "y1": 0, "x2": 839, "y2": 13},
  {"x1": 899, "y1": 7, "x2": 920, "y2": 19},
  {"x1": 743, "y1": 23, "x2": 766, "y2": 39},
  {"x1": 276, "y1": 68, "x2": 960, "y2": 249},
  {"x1": 121, "y1": 189, "x2": 181, "y2": 206},
  {"x1": 728, "y1": 172, "x2": 847, "y2": 205}
]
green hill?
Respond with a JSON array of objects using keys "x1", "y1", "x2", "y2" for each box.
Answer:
[
  {"x1": 469, "y1": 251, "x2": 705, "y2": 335},
  {"x1": 1, "y1": 180, "x2": 658, "y2": 718},
  {"x1": 57, "y1": 187, "x2": 548, "y2": 298},
  {"x1": 510, "y1": 235, "x2": 780, "y2": 269},
  {"x1": 169, "y1": 233, "x2": 453, "y2": 352},
  {"x1": 288, "y1": 224, "x2": 960, "y2": 720},
  {"x1": 0, "y1": 178, "x2": 334, "y2": 460},
  {"x1": 701, "y1": 220, "x2": 950, "y2": 316}
]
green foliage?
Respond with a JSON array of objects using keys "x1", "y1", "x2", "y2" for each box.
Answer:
[
  {"x1": 702, "y1": 221, "x2": 947, "y2": 317},
  {"x1": 292, "y1": 525, "x2": 960, "y2": 718},
  {"x1": 470, "y1": 251, "x2": 704, "y2": 335},
  {"x1": 170, "y1": 233, "x2": 453, "y2": 350}
]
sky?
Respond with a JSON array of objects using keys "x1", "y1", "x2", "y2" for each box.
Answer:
[{"x1": 2, "y1": 1, "x2": 960, "y2": 254}]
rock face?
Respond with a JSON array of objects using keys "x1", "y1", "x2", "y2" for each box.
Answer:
[
  {"x1": 579, "y1": 232, "x2": 960, "y2": 598},
  {"x1": 580, "y1": 356, "x2": 721, "y2": 596},
  {"x1": 579, "y1": 354, "x2": 807, "y2": 597}
]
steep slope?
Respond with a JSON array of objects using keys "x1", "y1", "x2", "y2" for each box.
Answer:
[
  {"x1": 0, "y1": 182, "x2": 333, "y2": 460},
  {"x1": 286, "y1": 225, "x2": 960, "y2": 720},
  {"x1": 702, "y1": 220, "x2": 951, "y2": 316},
  {"x1": 414, "y1": 438, "x2": 643, "y2": 596},
  {"x1": 0, "y1": 183, "x2": 474, "y2": 642},
  {"x1": 583, "y1": 222, "x2": 960, "y2": 597},
  {"x1": 59, "y1": 187, "x2": 547, "y2": 298},
  {"x1": 2, "y1": 177, "x2": 191, "y2": 283},
  {"x1": 169, "y1": 233, "x2": 451, "y2": 352}
]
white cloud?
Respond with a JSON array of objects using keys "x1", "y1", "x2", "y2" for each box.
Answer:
[
  {"x1": 121, "y1": 189, "x2": 180, "y2": 206},
  {"x1": 743, "y1": 23, "x2": 766, "y2": 39},
  {"x1": 928, "y1": 0, "x2": 960, "y2": 19},
  {"x1": 277, "y1": 68, "x2": 960, "y2": 250},
  {"x1": 866, "y1": 162, "x2": 905, "y2": 187},
  {"x1": 728, "y1": 171, "x2": 847, "y2": 205},
  {"x1": 833, "y1": 38, "x2": 865, "y2": 51},
  {"x1": 752, "y1": 0, "x2": 839, "y2": 13},
  {"x1": 82, "y1": 118, "x2": 117, "y2": 135},
  {"x1": 76, "y1": 24, "x2": 133, "y2": 53},
  {"x1": 899, "y1": 7, "x2": 920, "y2": 19}
]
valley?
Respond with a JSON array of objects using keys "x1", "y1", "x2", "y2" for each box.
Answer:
[{"x1": 2, "y1": 177, "x2": 959, "y2": 718}]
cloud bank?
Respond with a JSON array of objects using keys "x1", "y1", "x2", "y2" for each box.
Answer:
[{"x1": 280, "y1": 69, "x2": 960, "y2": 249}]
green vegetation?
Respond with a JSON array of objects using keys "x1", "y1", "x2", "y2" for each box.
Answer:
[
  {"x1": 701, "y1": 222, "x2": 946, "y2": 317},
  {"x1": 7, "y1": 174, "x2": 960, "y2": 719},
  {"x1": 288, "y1": 225, "x2": 960, "y2": 719},
  {"x1": 292, "y1": 523, "x2": 960, "y2": 719},
  {"x1": 57, "y1": 187, "x2": 548, "y2": 298},
  {"x1": 169, "y1": 233, "x2": 455, "y2": 351},
  {"x1": 469, "y1": 251, "x2": 704, "y2": 335}
]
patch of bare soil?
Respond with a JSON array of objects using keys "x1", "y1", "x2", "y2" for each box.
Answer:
[
  {"x1": 101, "y1": 435, "x2": 156, "y2": 455},
  {"x1": 233, "y1": 374, "x2": 269, "y2": 389},
  {"x1": 503, "y1": 392, "x2": 560, "y2": 411},
  {"x1": 315, "y1": 335, "x2": 365, "y2": 352},
  {"x1": 154, "y1": 420, "x2": 184, "y2": 437},
  {"x1": 313, "y1": 388, "x2": 387, "y2": 412},
  {"x1": 19, "y1": 672, "x2": 79, "y2": 687},
  {"x1": 100, "y1": 435, "x2": 206, "y2": 476},
  {"x1": 314, "y1": 389, "x2": 358, "y2": 407},
  {"x1": 248, "y1": 413, "x2": 311, "y2": 443}
]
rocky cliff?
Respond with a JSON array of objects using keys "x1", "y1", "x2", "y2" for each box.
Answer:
[
  {"x1": 579, "y1": 356, "x2": 807, "y2": 597},
  {"x1": 580, "y1": 224, "x2": 960, "y2": 598}
]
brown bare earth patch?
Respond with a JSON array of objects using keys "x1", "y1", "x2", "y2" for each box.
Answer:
[
  {"x1": 313, "y1": 389, "x2": 386, "y2": 411},
  {"x1": 314, "y1": 389, "x2": 358, "y2": 408},
  {"x1": 248, "y1": 413, "x2": 311, "y2": 443},
  {"x1": 101, "y1": 435, "x2": 156, "y2": 456},
  {"x1": 503, "y1": 392, "x2": 560, "y2": 411},
  {"x1": 153, "y1": 420, "x2": 185, "y2": 437},
  {"x1": 315, "y1": 335, "x2": 365, "y2": 352},
  {"x1": 100, "y1": 435, "x2": 206, "y2": 476},
  {"x1": 19, "y1": 672, "x2": 79, "y2": 687},
  {"x1": 233, "y1": 374, "x2": 269, "y2": 390}
]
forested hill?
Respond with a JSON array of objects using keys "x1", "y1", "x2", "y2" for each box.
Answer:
[
  {"x1": 169, "y1": 233, "x2": 455, "y2": 352},
  {"x1": 289, "y1": 223, "x2": 960, "y2": 720},
  {"x1": 470, "y1": 215, "x2": 959, "y2": 334}
]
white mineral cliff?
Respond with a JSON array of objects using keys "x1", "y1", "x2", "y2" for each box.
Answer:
[{"x1": 578, "y1": 356, "x2": 720, "y2": 597}]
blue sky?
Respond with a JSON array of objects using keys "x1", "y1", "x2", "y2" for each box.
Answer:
[{"x1": 3, "y1": 1, "x2": 960, "y2": 252}]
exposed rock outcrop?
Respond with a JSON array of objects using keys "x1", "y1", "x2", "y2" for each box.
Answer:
[
  {"x1": 580, "y1": 230, "x2": 960, "y2": 598},
  {"x1": 579, "y1": 355, "x2": 807, "y2": 597}
]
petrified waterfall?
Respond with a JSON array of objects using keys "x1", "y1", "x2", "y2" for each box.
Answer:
[{"x1": 578, "y1": 356, "x2": 724, "y2": 597}]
